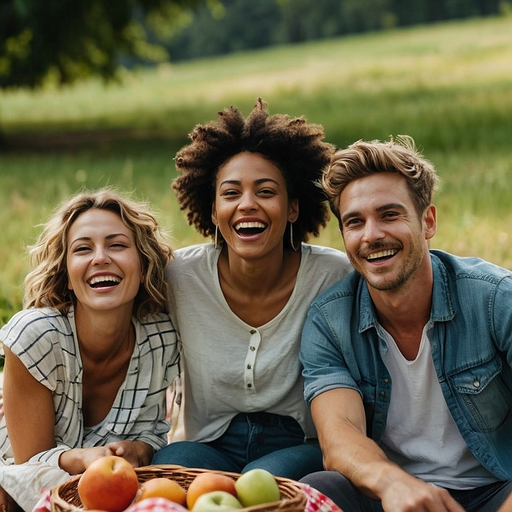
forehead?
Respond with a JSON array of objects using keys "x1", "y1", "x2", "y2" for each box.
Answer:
[
  {"x1": 339, "y1": 173, "x2": 413, "y2": 214},
  {"x1": 217, "y1": 152, "x2": 284, "y2": 184},
  {"x1": 68, "y1": 208, "x2": 131, "y2": 237}
]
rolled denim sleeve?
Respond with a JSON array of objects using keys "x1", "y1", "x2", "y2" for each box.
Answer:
[{"x1": 300, "y1": 302, "x2": 361, "y2": 406}]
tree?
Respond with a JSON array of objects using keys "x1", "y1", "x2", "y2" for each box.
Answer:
[{"x1": 0, "y1": 0, "x2": 201, "y2": 89}]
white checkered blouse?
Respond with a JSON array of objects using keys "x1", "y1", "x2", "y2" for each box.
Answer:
[{"x1": 0, "y1": 306, "x2": 180, "y2": 465}]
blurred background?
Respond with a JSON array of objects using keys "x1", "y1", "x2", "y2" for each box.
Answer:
[{"x1": 1, "y1": 0, "x2": 512, "y2": 324}]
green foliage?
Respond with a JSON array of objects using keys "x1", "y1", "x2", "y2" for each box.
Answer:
[
  {"x1": 1, "y1": 16, "x2": 512, "y2": 324},
  {"x1": 0, "y1": 0, "x2": 200, "y2": 88},
  {"x1": 165, "y1": 0, "x2": 505, "y2": 61}
]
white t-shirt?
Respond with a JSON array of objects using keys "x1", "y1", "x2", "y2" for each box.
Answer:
[
  {"x1": 379, "y1": 324, "x2": 499, "y2": 490},
  {"x1": 165, "y1": 243, "x2": 352, "y2": 442}
]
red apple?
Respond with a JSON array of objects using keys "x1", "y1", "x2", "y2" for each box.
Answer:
[
  {"x1": 191, "y1": 491, "x2": 243, "y2": 512},
  {"x1": 186, "y1": 473, "x2": 237, "y2": 510},
  {"x1": 234, "y1": 469, "x2": 280, "y2": 507},
  {"x1": 77, "y1": 455, "x2": 139, "y2": 512}
]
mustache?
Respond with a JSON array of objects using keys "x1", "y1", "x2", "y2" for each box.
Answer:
[{"x1": 357, "y1": 241, "x2": 401, "y2": 258}]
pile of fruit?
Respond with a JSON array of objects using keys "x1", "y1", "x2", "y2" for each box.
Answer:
[{"x1": 77, "y1": 456, "x2": 282, "y2": 512}]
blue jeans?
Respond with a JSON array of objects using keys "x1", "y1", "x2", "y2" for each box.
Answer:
[
  {"x1": 300, "y1": 471, "x2": 512, "y2": 512},
  {"x1": 152, "y1": 412, "x2": 323, "y2": 480}
]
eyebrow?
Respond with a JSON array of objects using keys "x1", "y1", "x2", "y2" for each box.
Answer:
[
  {"x1": 219, "y1": 178, "x2": 281, "y2": 187},
  {"x1": 69, "y1": 233, "x2": 130, "y2": 244},
  {"x1": 341, "y1": 202, "x2": 407, "y2": 224}
]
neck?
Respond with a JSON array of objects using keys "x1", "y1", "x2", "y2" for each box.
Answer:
[
  {"x1": 219, "y1": 245, "x2": 300, "y2": 295},
  {"x1": 74, "y1": 304, "x2": 135, "y2": 360}
]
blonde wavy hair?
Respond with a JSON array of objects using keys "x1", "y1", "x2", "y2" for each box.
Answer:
[{"x1": 24, "y1": 188, "x2": 173, "y2": 319}]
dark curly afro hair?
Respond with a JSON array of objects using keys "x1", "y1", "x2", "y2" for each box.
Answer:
[{"x1": 172, "y1": 98, "x2": 335, "y2": 250}]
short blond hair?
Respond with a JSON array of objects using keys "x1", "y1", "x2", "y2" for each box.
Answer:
[{"x1": 322, "y1": 135, "x2": 440, "y2": 222}]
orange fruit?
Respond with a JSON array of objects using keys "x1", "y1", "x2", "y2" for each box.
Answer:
[{"x1": 136, "y1": 478, "x2": 187, "y2": 505}]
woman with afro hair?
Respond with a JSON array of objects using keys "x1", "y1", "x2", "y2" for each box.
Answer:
[{"x1": 152, "y1": 99, "x2": 352, "y2": 479}]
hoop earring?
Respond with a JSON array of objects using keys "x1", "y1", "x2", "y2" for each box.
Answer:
[
  {"x1": 214, "y1": 225, "x2": 220, "y2": 249},
  {"x1": 289, "y1": 222, "x2": 298, "y2": 252}
]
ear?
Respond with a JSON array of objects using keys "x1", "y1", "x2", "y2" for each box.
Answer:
[
  {"x1": 288, "y1": 198, "x2": 299, "y2": 223},
  {"x1": 211, "y1": 204, "x2": 218, "y2": 226},
  {"x1": 423, "y1": 204, "x2": 437, "y2": 241}
]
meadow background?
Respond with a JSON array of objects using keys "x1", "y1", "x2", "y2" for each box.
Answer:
[{"x1": 1, "y1": 14, "x2": 512, "y2": 325}]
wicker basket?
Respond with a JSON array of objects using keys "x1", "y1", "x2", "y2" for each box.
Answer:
[{"x1": 50, "y1": 465, "x2": 307, "y2": 512}]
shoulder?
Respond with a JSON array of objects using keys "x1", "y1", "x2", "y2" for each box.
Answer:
[
  {"x1": 311, "y1": 270, "x2": 361, "y2": 308},
  {"x1": 173, "y1": 243, "x2": 216, "y2": 263},
  {"x1": 166, "y1": 243, "x2": 217, "y2": 278},
  {"x1": 301, "y1": 243, "x2": 351, "y2": 270},
  {"x1": 431, "y1": 250, "x2": 511, "y2": 285},
  {"x1": 0, "y1": 308, "x2": 75, "y2": 382},
  {"x1": 135, "y1": 313, "x2": 180, "y2": 367},
  {"x1": 137, "y1": 312, "x2": 177, "y2": 340},
  {"x1": 0, "y1": 307, "x2": 71, "y2": 348},
  {"x1": 299, "y1": 243, "x2": 353, "y2": 288}
]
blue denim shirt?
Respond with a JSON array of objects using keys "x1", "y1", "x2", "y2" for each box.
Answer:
[{"x1": 301, "y1": 250, "x2": 512, "y2": 480}]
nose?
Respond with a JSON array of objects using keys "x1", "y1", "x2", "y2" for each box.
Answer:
[
  {"x1": 361, "y1": 219, "x2": 385, "y2": 243},
  {"x1": 92, "y1": 247, "x2": 111, "y2": 265},
  {"x1": 237, "y1": 191, "x2": 257, "y2": 212}
]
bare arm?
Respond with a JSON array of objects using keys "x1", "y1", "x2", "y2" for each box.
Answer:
[
  {"x1": 3, "y1": 345, "x2": 153, "y2": 475},
  {"x1": 311, "y1": 388, "x2": 465, "y2": 512},
  {"x1": 3, "y1": 345, "x2": 56, "y2": 463}
]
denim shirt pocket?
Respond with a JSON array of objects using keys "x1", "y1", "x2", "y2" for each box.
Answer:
[{"x1": 451, "y1": 356, "x2": 511, "y2": 433}]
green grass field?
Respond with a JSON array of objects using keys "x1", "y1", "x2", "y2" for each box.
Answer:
[{"x1": 1, "y1": 14, "x2": 512, "y2": 324}]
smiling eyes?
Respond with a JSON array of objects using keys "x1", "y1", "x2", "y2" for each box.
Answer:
[
  {"x1": 343, "y1": 211, "x2": 400, "y2": 228},
  {"x1": 71, "y1": 241, "x2": 129, "y2": 253},
  {"x1": 220, "y1": 187, "x2": 277, "y2": 198}
]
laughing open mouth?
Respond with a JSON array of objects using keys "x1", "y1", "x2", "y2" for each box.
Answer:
[
  {"x1": 88, "y1": 275, "x2": 122, "y2": 288},
  {"x1": 234, "y1": 221, "x2": 267, "y2": 236},
  {"x1": 366, "y1": 249, "x2": 398, "y2": 262}
]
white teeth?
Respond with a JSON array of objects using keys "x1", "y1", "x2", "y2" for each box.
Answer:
[
  {"x1": 235, "y1": 222, "x2": 266, "y2": 230},
  {"x1": 89, "y1": 275, "x2": 121, "y2": 285},
  {"x1": 367, "y1": 250, "x2": 396, "y2": 260}
]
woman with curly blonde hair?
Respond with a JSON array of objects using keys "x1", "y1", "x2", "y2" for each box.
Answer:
[
  {"x1": 0, "y1": 188, "x2": 180, "y2": 512},
  {"x1": 152, "y1": 99, "x2": 352, "y2": 480}
]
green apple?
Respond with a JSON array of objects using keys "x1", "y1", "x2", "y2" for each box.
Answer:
[
  {"x1": 234, "y1": 469, "x2": 281, "y2": 507},
  {"x1": 191, "y1": 491, "x2": 244, "y2": 512}
]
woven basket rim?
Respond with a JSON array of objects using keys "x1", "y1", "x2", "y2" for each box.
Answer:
[{"x1": 50, "y1": 464, "x2": 307, "y2": 512}]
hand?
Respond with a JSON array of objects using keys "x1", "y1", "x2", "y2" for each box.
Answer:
[
  {"x1": 380, "y1": 478, "x2": 465, "y2": 512},
  {"x1": 60, "y1": 441, "x2": 154, "y2": 475},
  {"x1": 60, "y1": 445, "x2": 118, "y2": 475},
  {"x1": 104, "y1": 440, "x2": 154, "y2": 467}
]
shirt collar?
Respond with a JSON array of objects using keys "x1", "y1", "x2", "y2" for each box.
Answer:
[{"x1": 357, "y1": 251, "x2": 455, "y2": 334}]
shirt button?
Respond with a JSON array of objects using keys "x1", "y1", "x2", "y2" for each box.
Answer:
[
  {"x1": 473, "y1": 379, "x2": 480, "y2": 388},
  {"x1": 383, "y1": 378, "x2": 389, "y2": 384},
  {"x1": 247, "y1": 364, "x2": 252, "y2": 369},
  {"x1": 380, "y1": 391, "x2": 387, "y2": 398},
  {"x1": 250, "y1": 346, "x2": 256, "y2": 351},
  {"x1": 247, "y1": 383, "x2": 252, "y2": 388},
  {"x1": 250, "y1": 329, "x2": 256, "y2": 334}
]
